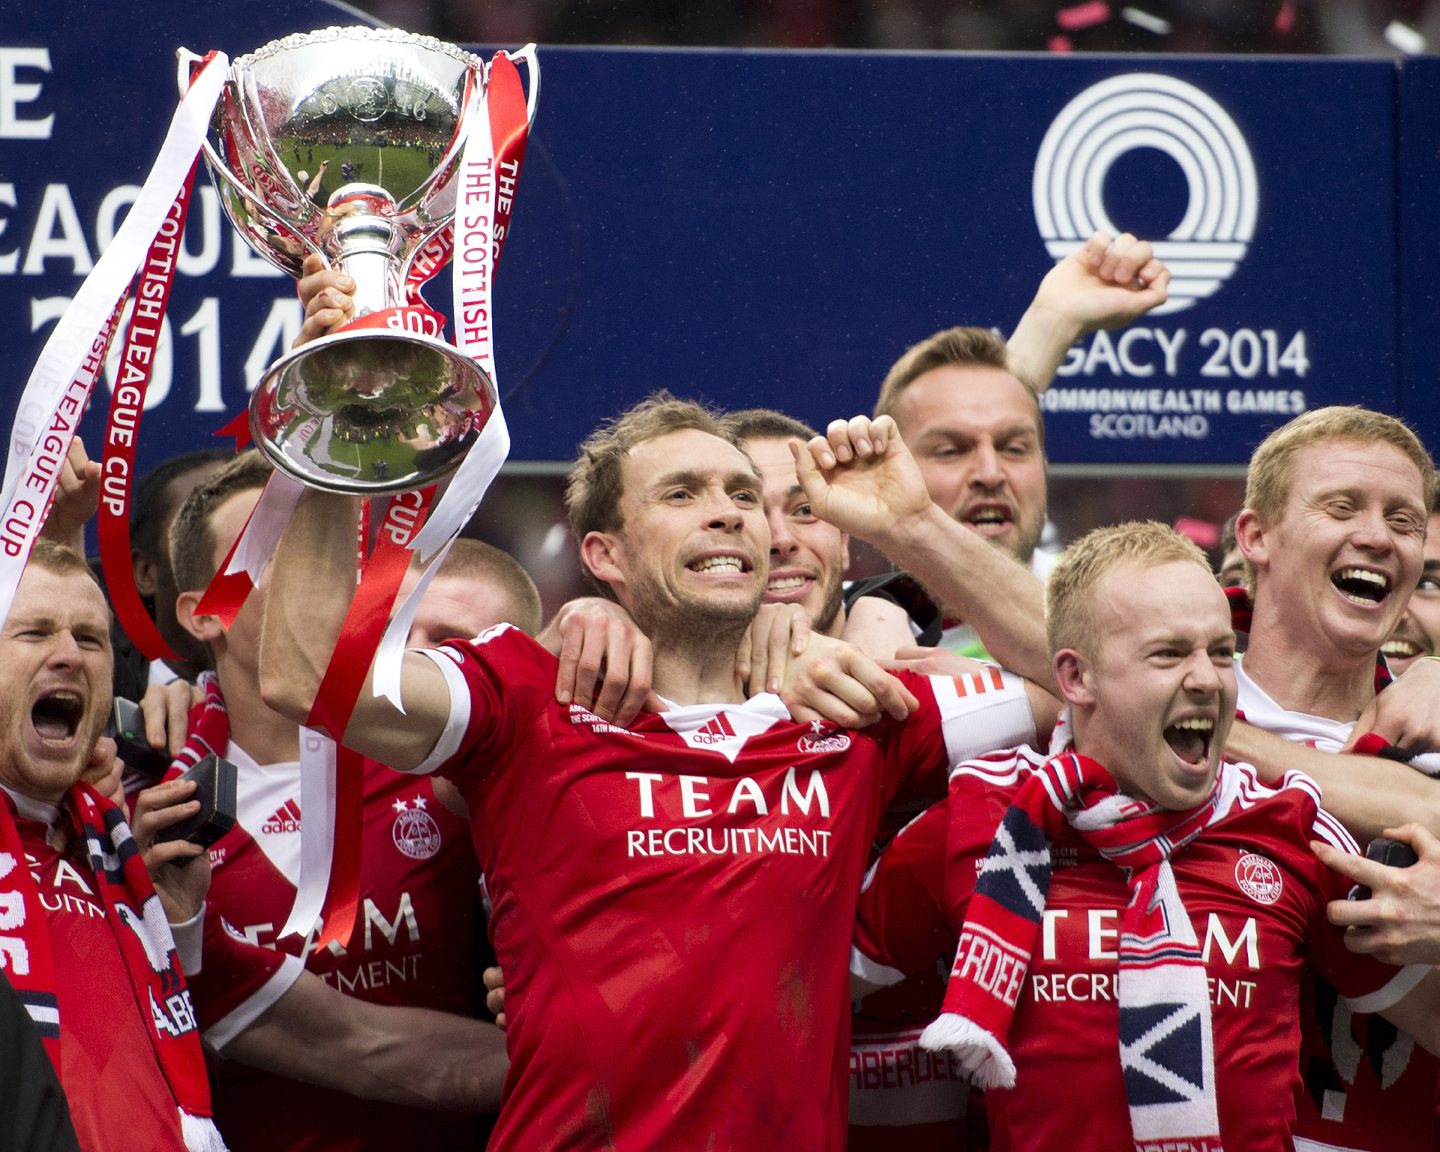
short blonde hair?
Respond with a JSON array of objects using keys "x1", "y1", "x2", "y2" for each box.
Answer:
[
  {"x1": 436, "y1": 539, "x2": 543, "y2": 636},
  {"x1": 27, "y1": 539, "x2": 103, "y2": 589},
  {"x1": 1246, "y1": 407, "x2": 1434, "y2": 525},
  {"x1": 1047, "y1": 521, "x2": 1209, "y2": 658}
]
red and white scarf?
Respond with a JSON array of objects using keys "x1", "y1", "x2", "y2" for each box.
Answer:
[
  {"x1": 170, "y1": 671, "x2": 230, "y2": 780},
  {"x1": 921, "y1": 752, "x2": 1224, "y2": 1152},
  {"x1": 0, "y1": 783, "x2": 225, "y2": 1151}
]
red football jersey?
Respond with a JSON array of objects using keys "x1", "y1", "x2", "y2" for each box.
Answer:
[
  {"x1": 204, "y1": 740, "x2": 482, "y2": 1152},
  {"x1": 935, "y1": 753, "x2": 1418, "y2": 1152},
  {"x1": 187, "y1": 902, "x2": 301, "y2": 1048},
  {"x1": 1237, "y1": 661, "x2": 1440, "y2": 1152},
  {"x1": 16, "y1": 811, "x2": 189, "y2": 1152},
  {"x1": 418, "y1": 625, "x2": 1034, "y2": 1152}
]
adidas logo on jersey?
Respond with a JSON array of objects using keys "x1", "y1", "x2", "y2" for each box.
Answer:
[
  {"x1": 261, "y1": 799, "x2": 302, "y2": 835},
  {"x1": 690, "y1": 714, "x2": 737, "y2": 745}
]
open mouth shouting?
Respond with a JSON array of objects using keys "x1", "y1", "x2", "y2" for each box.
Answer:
[
  {"x1": 1331, "y1": 566, "x2": 1392, "y2": 608},
  {"x1": 959, "y1": 501, "x2": 1014, "y2": 539},
  {"x1": 30, "y1": 688, "x2": 86, "y2": 756},
  {"x1": 1163, "y1": 715, "x2": 1215, "y2": 769}
]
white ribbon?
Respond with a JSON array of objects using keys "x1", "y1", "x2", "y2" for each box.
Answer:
[
  {"x1": 282, "y1": 727, "x2": 339, "y2": 940},
  {"x1": 373, "y1": 59, "x2": 516, "y2": 709},
  {"x1": 221, "y1": 470, "x2": 305, "y2": 585},
  {"x1": 0, "y1": 54, "x2": 227, "y2": 628}
]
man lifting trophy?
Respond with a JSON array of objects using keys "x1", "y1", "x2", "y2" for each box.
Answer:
[{"x1": 181, "y1": 26, "x2": 538, "y2": 493}]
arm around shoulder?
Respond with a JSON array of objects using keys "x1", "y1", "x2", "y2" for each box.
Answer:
[
  {"x1": 1226, "y1": 719, "x2": 1440, "y2": 842},
  {"x1": 223, "y1": 969, "x2": 507, "y2": 1111}
]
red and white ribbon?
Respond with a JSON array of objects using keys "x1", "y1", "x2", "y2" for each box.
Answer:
[
  {"x1": 279, "y1": 48, "x2": 537, "y2": 942},
  {"x1": 97, "y1": 162, "x2": 204, "y2": 660},
  {"x1": 285, "y1": 486, "x2": 436, "y2": 944}
]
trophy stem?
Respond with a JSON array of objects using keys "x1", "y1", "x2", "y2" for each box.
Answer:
[
  {"x1": 337, "y1": 247, "x2": 394, "y2": 318},
  {"x1": 327, "y1": 184, "x2": 401, "y2": 318}
]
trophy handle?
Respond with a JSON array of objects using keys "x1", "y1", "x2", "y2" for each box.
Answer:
[
  {"x1": 175, "y1": 48, "x2": 236, "y2": 187},
  {"x1": 176, "y1": 47, "x2": 328, "y2": 273},
  {"x1": 401, "y1": 44, "x2": 538, "y2": 223}
]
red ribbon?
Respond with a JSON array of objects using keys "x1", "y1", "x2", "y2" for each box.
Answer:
[
  {"x1": 192, "y1": 484, "x2": 267, "y2": 627},
  {"x1": 486, "y1": 53, "x2": 531, "y2": 271},
  {"x1": 337, "y1": 304, "x2": 449, "y2": 341},
  {"x1": 313, "y1": 744, "x2": 366, "y2": 950},
  {"x1": 304, "y1": 487, "x2": 434, "y2": 950},
  {"x1": 213, "y1": 410, "x2": 252, "y2": 452},
  {"x1": 96, "y1": 162, "x2": 200, "y2": 661},
  {"x1": 306, "y1": 487, "x2": 434, "y2": 737}
]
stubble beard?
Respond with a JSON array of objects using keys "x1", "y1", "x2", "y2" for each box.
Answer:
[
  {"x1": 629, "y1": 578, "x2": 762, "y2": 654},
  {"x1": 811, "y1": 569, "x2": 844, "y2": 636}
]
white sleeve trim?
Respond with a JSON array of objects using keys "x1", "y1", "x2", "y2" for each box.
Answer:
[
  {"x1": 849, "y1": 945, "x2": 906, "y2": 989},
  {"x1": 203, "y1": 954, "x2": 305, "y2": 1052},
  {"x1": 1344, "y1": 962, "x2": 1429, "y2": 1015},
  {"x1": 409, "y1": 647, "x2": 472, "y2": 776},
  {"x1": 934, "y1": 667, "x2": 1036, "y2": 766},
  {"x1": 170, "y1": 905, "x2": 205, "y2": 976}
]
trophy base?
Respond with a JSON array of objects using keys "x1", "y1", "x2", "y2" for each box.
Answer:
[{"x1": 252, "y1": 328, "x2": 496, "y2": 495}]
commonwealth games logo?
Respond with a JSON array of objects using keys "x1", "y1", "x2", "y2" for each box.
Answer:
[{"x1": 1033, "y1": 73, "x2": 1259, "y2": 315}]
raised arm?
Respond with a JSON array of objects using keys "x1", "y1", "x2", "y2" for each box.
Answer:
[
  {"x1": 791, "y1": 416, "x2": 1053, "y2": 689},
  {"x1": 1006, "y1": 230, "x2": 1171, "y2": 393},
  {"x1": 38, "y1": 436, "x2": 101, "y2": 555},
  {"x1": 257, "y1": 489, "x2": 453, "y2": 771}
]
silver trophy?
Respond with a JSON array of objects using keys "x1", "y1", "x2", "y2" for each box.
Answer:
[{"x1": 178, "y1": 27, "x2": 536, "y2": 493}]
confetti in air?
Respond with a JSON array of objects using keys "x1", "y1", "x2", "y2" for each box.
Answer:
[
  {"x1": 1047, "y1": 34, "x2": 1075, "y2": 52},
  {"x1": 1057, "y1": 1, "x2": 1112, "y2": 32},
  {"x1": 1120, "y1": 7, "x2": 1171, "y2": 35},
  {"x1": 1385, "y1": 21, "x2": 1427, "y2": 54}
]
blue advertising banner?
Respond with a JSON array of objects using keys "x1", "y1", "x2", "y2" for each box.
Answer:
[
  {"x1": 1398, "y1": 54, "x2": 1440, "y2": 458},
  {"x1": 0, "y1": 9, "x2": 1428, "y2": 468}
]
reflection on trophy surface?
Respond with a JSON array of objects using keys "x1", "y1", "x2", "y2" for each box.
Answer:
[{"x1": 184, "y1": 26, "x2": 523, "y2": 493}]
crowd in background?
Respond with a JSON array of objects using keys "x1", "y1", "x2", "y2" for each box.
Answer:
[{"x1": 355, "y1": 0, "x2": 1440, "y2": 57}]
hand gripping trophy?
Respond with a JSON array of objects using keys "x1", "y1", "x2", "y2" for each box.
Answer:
[{"x1": 180, "y1": 26, "x2": 538, "y2": 493}]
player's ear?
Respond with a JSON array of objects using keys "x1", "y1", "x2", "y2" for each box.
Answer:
[
  {"x1": 580, "y1": 531, "x2": 626, "y2": 590},
  {"x1": 133, "y1": 551, "x2": 160, "y2": 597},
  {"x1": 1235, "y1": 509, "x2": 1266, "y2": 573},
  {"x1": 175, "y1": 588, "x2": 225, "y2": 644},
  {"x1": 1053, "y1": 648, "x2": 1096, "y2": 709}
]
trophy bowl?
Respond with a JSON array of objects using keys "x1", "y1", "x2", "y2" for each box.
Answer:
[{"x1": 182, "y1": 27, "x2": 501, "y2": 493}]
